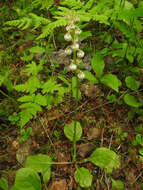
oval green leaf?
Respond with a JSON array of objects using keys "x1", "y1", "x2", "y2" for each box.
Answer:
[
  {"x1": 100, "y1": 74, "x2": 122, "y2": 92},
  {"x1": 112, "y1": 179, "x2": 124, "y2": 190},
  {"x1": 0, "y1": 178, "x2": 8, "y2": 190},
  {"x1": 64, "y1": 121, "x2": 82, "y2": 141},
  {"x1": 83, "y1": 71, "x2": 98, "y2": 84},
  {"x1": 74, "y1": 167, "x2": 93, "y2": 188},
  {"x1": 124, "y1": 94, "x2": 142, "y2": 107},
  {"x1": 13, "y1": 168, "x2": 41, "y2": 190},
  {"x1": 125, "y1": 76, "x2": 140, "y2": 91},
  {"x1": 90, "y1": 147, "x2": 120, "y2": 173},
  {"x1": 25, "y1": 154, "x2": 52, "y2": 183},
  {"x1": 91, "y1": 53, "x2": 105, "y2": 78}
]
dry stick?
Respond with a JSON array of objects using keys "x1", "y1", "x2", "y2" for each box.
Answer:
[
  {"x1": 104, "y1": 171, "x2": 110, "y2": 190},
  {"x1": 108, "y1": 134, "x2": 113, "y2": 150},
  {"x1": 131, "y1": 171, "x2": 143, "y2": 185},
  {"x1": 83, "y1": 101, "x2": 111, "y2": 114},
  {"x1": 100, "y1": 128, "x2": 104, "y2": 147}
]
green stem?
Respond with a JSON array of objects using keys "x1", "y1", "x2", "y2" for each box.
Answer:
[
  {"x1": 72, "y1": 49, "x2": 79, "y2": 162},
  {"x1": 42, "y1": 158, "x2": 89, "y2": 165}
]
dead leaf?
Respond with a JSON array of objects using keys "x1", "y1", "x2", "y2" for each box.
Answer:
[
  {"x1": 16, "y1": 138, "x2": 32, "y2": 165},
  {"x1": 81, "y1": 84, "x2": 101, "y2": 98},
  {"x1": 87, "y1": 127, "x2": 102, "y2": 140},
  {"x1": 48, "y1": 179, "x2": 68, "y2": 190},
  {"x1": 77, "y1": 143, "x2": 94, "y2": 158}
]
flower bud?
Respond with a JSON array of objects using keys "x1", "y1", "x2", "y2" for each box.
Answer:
[
  {"x1": 77, "y1": 71, "x2": 85, "y2": 79},
  {"x1": 69, "y1": 23, "x2": 75, "y2": 29},
  {"x1": 65, "y1": 48, "x2": 72, "y2": 55},
  {"x1": 72, "y1": 43, "x2": 79, "y2": 50},
  {"x1": 64, "y1": 33, "x2": 72, "y2": 41},
  {"x1": 77, "y1": 50, "x2": 84, "y2": 58},
  {"x1": 69, "y1": 63, "x2": 77, "y2": 71}
]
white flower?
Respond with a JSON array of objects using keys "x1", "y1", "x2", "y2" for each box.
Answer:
[
  {"x1": 75, "y1": 28, "x2": 81, "y2": 35},
  {"x1": 72, "y1": 43, "x2": 79, "y2": 50},
  {"x1": 65, "y1": 48, "x2": 72, "y2": 55},
  {"x1": 77, "y1": 71, "x2": 85, "y2": 79},
  {"x1": 69, "y1": 63, "x2": 77, "y2": 71},
  {"x1": 66, "y1": 25, "x2": 70, "y2": 31},
  {"x1": 64, "y1": 33, "x2": 72, "y2": 41},
  {"x1": 77, "y1": 50, "x2": 84, "y2": 58}
]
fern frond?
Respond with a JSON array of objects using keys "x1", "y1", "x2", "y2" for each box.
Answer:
[
  {"x1": 37, "y1": 19, "x2": 69, "y2": 39},
  {"x1": 60, "y1": 0, "x2": 84, "y2": 10},
  {"x1": 14, "y1": 76, "x2": 41, "y2": 94},
  {"x1": 84, "y1": 0, "x2": 94, "y2": 10},
  {"x1": 32, "y1": 0, "x2": 54, "y2": 10},
  {"x1": 23, "y1": 61, "x2": 44, "y2": 76},
  {"x1": 5, "y1": 13, "x2": 50, "y2": 30}
]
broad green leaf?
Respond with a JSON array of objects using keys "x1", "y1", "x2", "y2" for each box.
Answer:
[
  {"x1": 83, "y1": 71, "x2": 98, "y2": 84},
  {"x1": 25, "y1": 154, "x2": 52, "y2": 183},
  {"x1": 74, "y1": 167, "x2": 93, "y2": 188},
  {"x1": 124, "y1": 94, "x2": 142, "y2": 107},
  {"x1": 34, "y1": 93, "x2": 47, "y2": 106},
  {"x1": 91, "y1": 53, "x2": 105, "y2": 78},
  {"x1": 64, "y1": 121, "x2": 82, "y2": 141},
  {"x1": 0, "y1": 178, "x2": 8, "y2": 190},
  {"x1": 72, "y1": 77, "x2": 81, "y2": 101},
  {"x1": 112, "y1": 179, "x2": 124, "y2": 190},
  {"x1": 29, "y1": 46, "x2": 45, "y2": 53},
  {"x1": 13, "y1": 168, "x2": 41, "y2": 190},
  {"x1": 100, "y1": 74, "x2": 122, "y2": 92},
  {"x1": 90, "y1": 147, "x2": 120, "y2": 173},
  {"x1": 125, "y1": 76, "x2": 140, "y2": 91}
]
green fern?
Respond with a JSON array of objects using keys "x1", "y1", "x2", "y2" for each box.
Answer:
[
  {"x1": 60, "y1": 0, "x2": 84, "y2": 10},
  {"x1": 32, "y1": 0, "x2": 54, "y2": 10},
  {"x1": 5, "y1": 13, "x2": 50, "y2": 30},
  {"x1": 37, "y1": 19, "x2": 69, "y2": 39},
  {"x1": 14, "y1": 76, "x2": 41, "y2": 94},
  {"x1": 23, "y1": 61, "x2": 44, "y2": 76}
]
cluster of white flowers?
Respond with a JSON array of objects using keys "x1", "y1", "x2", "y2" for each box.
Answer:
[{"x1": 64, "y1": 19, "x2": 85, "y2": 80}]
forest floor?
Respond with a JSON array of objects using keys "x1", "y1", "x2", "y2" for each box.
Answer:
[{"x1": 0, "y1": 83, "x2": 143, "y2": 189}]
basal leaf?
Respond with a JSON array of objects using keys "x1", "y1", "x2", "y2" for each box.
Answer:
[
  {"x1": 90, "y1": 147, "x2": 120, "y2": 173},
  {"x1": 124, "y1": 94, "x2": 142, "y2": 107},
  {"x1": 0, "y1": 178, "x2": 8, "y2": 190},
  {"x1": 74, "y1": 167, "x2": 93, "y2": 188},
  {"x1": 100, "y1": 74, "x2": 122, "y2": 92},
  {"x1": 112, "y1": 179, "x2": 124, "y2": 190},
  {"x1": 13, "y1": 168, "x2": 41, "y2": 190},
  {"x1": 25, "y1": 154, "x2": 52, "y2": 183},
  {"x1": 91, "y1": 53, "x2": 105, "y2": 78},
  {"x1": 64, "y1": 121, "x2": 82, "y2": 141},
  {"x1": 83, "y1": 71, "x2": 98, "y2": 84},
  {"x1": 125, "y1": 76, "x2": 140, "y2": 91}
]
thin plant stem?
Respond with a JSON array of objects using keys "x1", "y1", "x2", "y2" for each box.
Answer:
[{"x1": 72, "y1": 49, "x2": 79, "y2": 162}]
